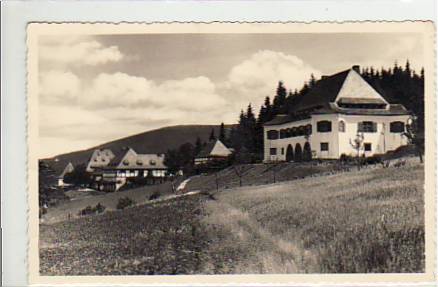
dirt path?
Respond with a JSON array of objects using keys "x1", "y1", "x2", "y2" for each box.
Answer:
[{"x1": 202, "y1": 198, "x2": 317, "y2": 274}]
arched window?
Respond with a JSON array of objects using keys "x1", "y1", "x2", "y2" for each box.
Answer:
[
  {"x1": 294, "y1": 143, "x2": 303, "y2": 161},
  {"x1": 267, "y1": 130, "x2": 279, "y2": 140},
  {"x1": 390, "y1": 121, "x2": 405, "y2": 133},
  {"x1": 317, "y1": 121, "x2": 332, "y2": 133},
  {"x1": 339, "y1": 120, "x2": 346, "y2": 132},
  {"x1": 286, "y1": 128, "x2": 292, "y2": 138}
]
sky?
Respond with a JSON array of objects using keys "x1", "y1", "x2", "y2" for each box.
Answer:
[{"x1": 38, "y1": 32, "x2": 424, "y2": 158}]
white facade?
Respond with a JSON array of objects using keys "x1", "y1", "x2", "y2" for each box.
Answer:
[{"x1": 264, "y1": 114, "x2": 410, "y2": 162}]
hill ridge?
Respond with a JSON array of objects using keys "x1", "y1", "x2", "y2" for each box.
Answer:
[{"x1": 43, "y1": 124, "x2": 234, "y2": 174}]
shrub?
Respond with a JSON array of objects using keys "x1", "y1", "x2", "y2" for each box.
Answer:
[
  {"x1": 149, "y1": 191, "x2": 161, "y2": 201},
  {"x1": 116, "y1": 197, "x2": 136, "y2": 210},
  {"x1": 78, "y1": 203, "x2": 106, "y2": 216}
]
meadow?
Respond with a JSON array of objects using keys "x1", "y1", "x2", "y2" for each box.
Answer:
[
  {"x1": 40, "y1": 157, "x2": 424, "y2": 275},
  {"x1": 202, "y1": 157, "x2": 424, "y2": 273}
]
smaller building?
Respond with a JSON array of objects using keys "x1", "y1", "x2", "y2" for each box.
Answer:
[
  {"x1": 93, "y1": 148, "x2": 168, "y2": 192},
  {"x1": 194, "y1": 139, "x2": 233, "y2": 165},
  {"x1": 57, "y1": 162, "x2": 74, "y2": 186}
]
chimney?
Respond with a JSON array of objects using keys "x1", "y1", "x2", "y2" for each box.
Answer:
[{"x1": 352, "y1": 65, "x2": 360, "y2": 73}]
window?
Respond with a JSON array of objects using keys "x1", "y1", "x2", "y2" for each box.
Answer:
[
  {"x1": 339, "y1": 121, "x2": 345, "y2": 132},
  {"x1": 306, "y1": 124, "x2": 312, "y2": 135},
  {"x1": 320, "y1": 142, "x2": 329, "y2": 151},
  {"x1": 390, "y1": 121, "x2": 405, "y2": 133},
  {"x1": 291, "y1": 127, "x2": 297, "y2": 137},
  {"x1": 279, "y1": 129, "x2": 287, "y2": 139},
  {"x1": 267, "y1": 130, "x2": 279, "y2": 140},
  {"x1": 358, "y1": 121, "x2": 377, "y2": 133},
  {"x1": 317, "y1": 121, "x2": 332, "y2": 132},
  {"x1": 270, "y1": 148, "x2": 277, "y2": 155},
  {"x1": 281, "y1": 147, "x2": 285, "y2": 155},
  {"x1": 364, "y1": 143, "x2": 372, "y2": 151}
]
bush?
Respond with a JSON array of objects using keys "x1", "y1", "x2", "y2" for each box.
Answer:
[
  {"x1": 116, "y1": 197, "x2": 136, "y2": 210},
  {"x1": 78, "y1": 203, "x2": 106, "y2": 216},
  {"x1": 149, "y1": 191, "x2": 161, "y2": 201}
]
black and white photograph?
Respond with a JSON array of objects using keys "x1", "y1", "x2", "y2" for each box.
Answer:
[{"x1": 26, "y1": 22, "x2": 435, "y2": 284}]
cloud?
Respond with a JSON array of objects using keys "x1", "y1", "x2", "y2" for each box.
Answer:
[
  {"x1": 75, "y1": 72, "x2": 225, "y2": 111},
  {"x1": 223, "y1": 50, "x2": 321, "y2": 108},
  {"x1": 39, "y1": 70, "x2": 81, "y2": 103},
  {"x1": 38, "y1": 50, "x2": 321, "y2": 158},
  {"x1": 39, "y1": 36, "x2": 123, "y2": 66}
]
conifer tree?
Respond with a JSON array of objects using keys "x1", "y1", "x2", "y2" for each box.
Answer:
[
  {"x1": 219, "y1": 123, "x2": 227, "y2": 144},
  {"x1": 209, "y1": 128, "x2": 216, "y2": 141}
]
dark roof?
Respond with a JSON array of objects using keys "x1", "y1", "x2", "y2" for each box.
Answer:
[
  {"x1": 292, "y1": 70, "x2": 350, "y2": 112},
  {"x1": 196, "y1": 141, "x2": 217, "y2": 158},
  {"x1": 312, "y1": 103, "x2": 411, "y2": 116},
  {"x1": 264, "y1": 114, "x2": 310, "y2": 126},
  {"x1": 107, "y1": 151, "x2": 127, "y2": 167}
]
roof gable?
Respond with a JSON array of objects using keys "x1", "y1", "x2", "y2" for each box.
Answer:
[
  {"x1": 293, "y1": 70, "x2": 349, "y2": 112},
  {"x1": 334, "y1": 69, "x2": 388, "y2": 104},
  {"x1": 196, "y1": 140, "x2": 231, "y2": 158},
  {"x1": 86, "y1": 148, "x2": 115, "y2": 172},
  {"x1": 210, "y1": 140, "x2": 232, "y2": 157},
  {"x1": 109, "y1": 148, "x2": 166, "y2": 169},
  {"x1": 60, "y1": 162, "x2": 74, "y2": 177}
]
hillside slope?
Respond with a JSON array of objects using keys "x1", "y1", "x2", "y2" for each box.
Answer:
[
  {"x1": 43, "y1": 124, "x2": 230, "y2": 174},
  {"x1": 40, "y1": 157, "x2": 424, "y2": 275}
]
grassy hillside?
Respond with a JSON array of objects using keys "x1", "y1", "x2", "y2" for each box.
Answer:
[
  {"x1": 202, "y1": 157, "x2": 424, "y2": 273},
  {"x1": 43, "y1": 125, "x2": 229, "y2": 174},
  {"x1": 40, "y1": 157, "x2": 424, "y2": 275}
]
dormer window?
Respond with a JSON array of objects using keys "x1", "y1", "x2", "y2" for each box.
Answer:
[{"x1": 337, "y1": 98, "x2": 386, "y2": 109}]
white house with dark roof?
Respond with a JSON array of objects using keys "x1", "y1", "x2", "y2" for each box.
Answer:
[
  {"x1": 194, "y1": 139, "x2": 233, "y2": 165},
  {"x1": 264, "y1": 65, "x2": 411, "y2": 162},
  {"x1": 92, "y1": 147, "x2": 167, "y2": 191}
]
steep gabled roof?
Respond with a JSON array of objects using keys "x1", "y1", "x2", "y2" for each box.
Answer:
[
  {"x1": 86, "y1": 148, "x2": 115, "y2": 172},
  {"x1": 264, "y1": 66, "x2": 409, "y2": 127},
  {"x1": 108, "y1": 148, "x2": 167, "y2": 170},
  {"x1": 196, "y1": 140, "x2": 232, "y2": 158},
  {"x1": 59, "y1": 162, "x2": 74, "y2": 178},
  {"x1": 292, "y1": 70, "x2": 350, "y2": 112}
]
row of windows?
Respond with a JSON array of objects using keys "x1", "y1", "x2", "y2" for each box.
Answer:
[
  {"x1": 269, "y1": 142, "x2": 373, "y2": 155},
  {"x1": 267, "y1": 125, "x2": 312, "y2": 139},
  {"x1": 267, "y1": 121, "x2": 405, "y2": 139}
]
